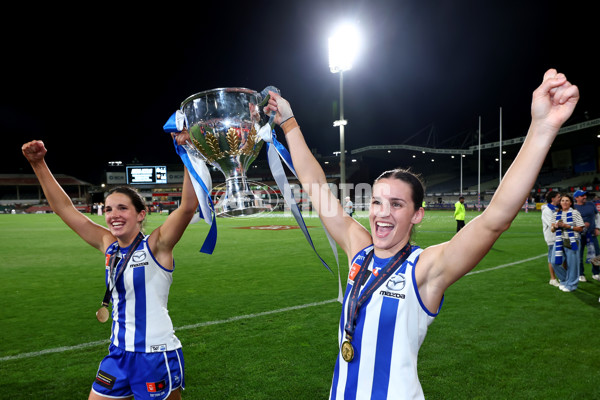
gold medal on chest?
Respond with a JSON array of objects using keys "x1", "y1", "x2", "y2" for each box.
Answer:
[{"x1": 341, "y1": 340, "x2": 354, "y2": 362}]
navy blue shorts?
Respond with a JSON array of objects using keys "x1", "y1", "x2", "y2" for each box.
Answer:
[{"x1": 92, "y1": 344, "x2": 185, "y2": 399}]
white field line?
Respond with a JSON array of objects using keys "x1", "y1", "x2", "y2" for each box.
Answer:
[
  {"x1": 1, "y1": 255, "x2": 545, "y2": 362},
  {"x1": 466, "y1": 253, "x2": 546, "y2": 275}
]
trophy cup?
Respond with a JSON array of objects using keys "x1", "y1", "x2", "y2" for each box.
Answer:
[
  {"x1": 167, "y1": 87, "x2": 335, "y2": 274},
  {"x1": 180, "y1": 87, "x2": 274, "y2": 217}
]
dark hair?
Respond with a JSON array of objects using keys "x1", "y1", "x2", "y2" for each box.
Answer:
[
  {"x1": 559, "y1": 193, "x2": 574, "y2": 208},
  {"x1": 106, "y1": 186, "x2": 147, "y2": 213},
  {"x1": 106, "y1": 186, "x2": 148, "y2": 232},
  {"x1": 374, "y1": 168, "x2": 425, "y2": 211},
  {"x1": 545, "y1": 190, "x2": 559, "y2": 203}
]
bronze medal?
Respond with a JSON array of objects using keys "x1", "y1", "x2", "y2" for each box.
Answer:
[
  {"x1": 96, "y1": 305, "x2": 109, "y2": 323},
  {"x1": 341, "y1": 340, "x2": 354, "y2": 362}
]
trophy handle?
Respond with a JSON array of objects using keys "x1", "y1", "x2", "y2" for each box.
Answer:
[
  {"x1": 259, "y1": 86, "x2": 280, "y2": 128},
  {"x1": 258, "y1": 86, "x2": 280, "y2": 106}
]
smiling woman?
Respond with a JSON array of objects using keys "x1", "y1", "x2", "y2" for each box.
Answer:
[
  {"x1": 370, "y1": 169, "x2": 426, "y2": 255},
  {"x1": 264, "y1": 68, "x2": 580, "y2": 400},
  {"x1": 21, "y1": 132, "x2": 199, "y2": 400},
  {"x1": 104, "y1": 187, "x2": 148, "y2": 237}
]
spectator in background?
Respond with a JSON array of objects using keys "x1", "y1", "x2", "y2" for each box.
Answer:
[
  {"x1": 573, "y1": 190, "x2": 600, "y2": 281},
  {"x1": 541, "y1": 191, "x2": 561, "y2": 287},
  {"x1": 344, "y1": 196, "x2": 354, "y2": 218},
  {"x1": 551, "y1": 193, "x2": 585, "y2": 292},
  {"x1": 588, "y1": 192, "x2": 600, "y2": 211},
  {"x1": 454, "y1": 196, "x2": 466, "y2": 232}
]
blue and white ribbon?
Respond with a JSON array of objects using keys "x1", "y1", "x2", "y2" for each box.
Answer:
[
  {"x1": 257, "y1": 123, "x2": 339, "y2": 279},
  {"x1": 164, "y1": 110, "x2": 186, "y2": 133},
  {"x1": 164, "y1": 111, "x2": 217, "y2": 255},
  {"x1": 164, "y1": 107, "x2": 342, "y2": 300}
]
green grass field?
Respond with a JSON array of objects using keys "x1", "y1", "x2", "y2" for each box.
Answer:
[{"x1": 1, "y1": 210, "x2": 600, "y2": 399}]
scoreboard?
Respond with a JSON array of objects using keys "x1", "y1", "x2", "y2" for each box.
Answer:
[{"x1": 126, "y1": 166, "x2": 167, "y2": 184}]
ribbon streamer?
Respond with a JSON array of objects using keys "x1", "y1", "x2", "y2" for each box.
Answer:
[
  {"x1": 258, "y1": 123, "x2": 339, "y2": 276},
  {"x1": 165, "y1": 106, "x2": 342, "y2": 300},
  {"x1": 163, "y1": 110, "x2": 186, "y2": 132},
  {"x1": 165, "y1": 113, "x2": 217, "y2": 255}
]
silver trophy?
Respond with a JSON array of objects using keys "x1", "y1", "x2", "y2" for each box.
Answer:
[{"x1": 180, "y1": 87, "x2": 275, "y2": 217}]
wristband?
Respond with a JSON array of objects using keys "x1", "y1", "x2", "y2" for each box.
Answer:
[{"x1": 281, "y1": 117, "x2": 299, "y2": 134}]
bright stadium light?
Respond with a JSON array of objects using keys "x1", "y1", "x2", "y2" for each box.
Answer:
[
  {"x1": 328, "y1": 23, "x2": 360, "y2": 73},
  {"x1": 329, "y1": 22, "x2": 360, "y2": 201}
]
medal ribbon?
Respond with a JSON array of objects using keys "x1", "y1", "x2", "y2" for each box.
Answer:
[
  {"x1": 101, "y1": 232, "x2": 145, "y2": 306},
  {"x1": 344, "y1": 242, "x2": 412, "y2": 340}
]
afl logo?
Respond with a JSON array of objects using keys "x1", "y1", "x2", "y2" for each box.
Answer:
[
  {"x1": 386, "y1": 274, "x2": 406, "y2": 291},
  {"x1": 132, "y1": 251, "x2": 146, "y2": 263}
]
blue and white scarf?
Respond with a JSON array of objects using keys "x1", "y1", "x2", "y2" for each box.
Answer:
[{"x1": 554, "y1": 209, "x2": 578, "y2": 264}]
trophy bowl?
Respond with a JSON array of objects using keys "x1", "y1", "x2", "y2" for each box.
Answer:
[{"x1": 181, "y1": 87, "x2": 270, "y2": 217}]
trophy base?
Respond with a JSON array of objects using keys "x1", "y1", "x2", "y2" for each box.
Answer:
[
  {"x1": 216, "y1": 205, "x2": 271, "y2": 218},
  {"x1": 213, "y1": 178, "x2": 275, "y2": 218}
]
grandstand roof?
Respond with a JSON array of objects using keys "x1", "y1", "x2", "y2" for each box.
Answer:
[{"x1": 0, "y1": 174, "x2": 91, "y2": 186}]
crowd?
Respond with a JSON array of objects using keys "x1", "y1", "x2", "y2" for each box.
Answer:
[{"x1": 541, "y1": 189, "x2": 600, "y2": 292}]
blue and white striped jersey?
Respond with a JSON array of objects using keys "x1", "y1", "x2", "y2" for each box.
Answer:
[
  {"x1": 330, "y1": 245, "x2": 442, "y2": 400},
  {"x1": 105, "y1": 235, "x2": 181, "y2": 353}
]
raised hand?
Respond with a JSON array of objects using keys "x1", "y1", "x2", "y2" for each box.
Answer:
[
  {"x1": 22, "y1": 140, "x2": 47, "y2": 164},
  {"x1": 264, "y1": 91, "x2": 294, "y2": 126},
  {"x1": 531, "y1": 68, "x2": 580, "y2": 131}
]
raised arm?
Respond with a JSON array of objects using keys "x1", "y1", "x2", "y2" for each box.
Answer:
[
  {"x1": 417, "y1": 69, "x2": 580, "y2": 309},
  {"x1": 149, "y1": 132, "x2": 199, "y2": 266},
  {"x1": 22, "y1": 140, "x2": 113, "y2": 252},
  {"x1": 265, "y1": 92, "x2": 371, "y2": 258}
]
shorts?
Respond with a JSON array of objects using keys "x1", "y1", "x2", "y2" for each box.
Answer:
[{"x1": 92, "y1": 344, "x2": 185, "y2": 400}]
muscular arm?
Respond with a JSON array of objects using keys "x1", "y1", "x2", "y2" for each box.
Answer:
[
  {"x1": 268, "y1": 96, "x2": 372, "y2": 261},
  {"x1": 149, "y1": 134, "x2": 199, "y2": 267},
  {"x1": 22, "y1": 140, "x2": 113, "y2": 252},
  {"x1": 417, "y1": 69, "x2": 580, "y2": 311}
]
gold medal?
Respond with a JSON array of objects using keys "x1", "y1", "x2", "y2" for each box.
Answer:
[
  {"x1": 96, "y1": 305, "x2": 109, "y2": 323},
  {"x1": 341, "y1": 340, "x2": 354, "y2": 362}
]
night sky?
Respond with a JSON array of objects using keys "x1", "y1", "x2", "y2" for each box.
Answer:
[{"x1": 2, "y1": 1, "x2": 597, "y2": 184}]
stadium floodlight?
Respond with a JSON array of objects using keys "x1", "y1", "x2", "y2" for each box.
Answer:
[
  {"x1": 329, "y1": 22, "x2": 360, "y2": 201},
  {"x1": 328, "y1": 23, "x2": 359, "y2": 73}
]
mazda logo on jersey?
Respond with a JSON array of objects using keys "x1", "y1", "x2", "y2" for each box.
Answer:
[
  {"x1": 132, "y1": 251, "x2": 146, "y2": 263},
  {"x1": 386, "y1": 274, "x2": 406, "y2": 291}
]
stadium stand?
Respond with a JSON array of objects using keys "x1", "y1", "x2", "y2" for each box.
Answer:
[{"x1": 4, "y1": 117, "x2": 599, "y2": 213}]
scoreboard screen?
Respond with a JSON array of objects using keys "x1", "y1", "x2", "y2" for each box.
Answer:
[{"x1": 126, "y1": 166, "x2": 167, "y2": 184}]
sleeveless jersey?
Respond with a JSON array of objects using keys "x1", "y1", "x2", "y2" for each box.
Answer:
[
  {"x1": 105, "y1": 235, "x2": 181, "y2": 353},
  {"x1": 329, "y1": 245, "x2": 443, "y2": 400}
]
